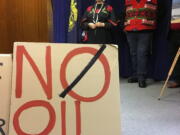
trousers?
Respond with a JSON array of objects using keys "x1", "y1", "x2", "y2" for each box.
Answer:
[{"x1": 126, "y1": 31, "x2": 153, "y2": 80}]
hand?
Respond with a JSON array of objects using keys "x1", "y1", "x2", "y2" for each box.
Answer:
[
  {"x1": 88, "y1": 23, "x2": 96, "y2": 29},
  {"x1": 95, "y1": 22, "x2": 105, "y2": 27}
]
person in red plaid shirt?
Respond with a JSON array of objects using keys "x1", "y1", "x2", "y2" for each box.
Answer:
[{"x1": 124, "y1": 0, "x2": 161, "y2": 88}]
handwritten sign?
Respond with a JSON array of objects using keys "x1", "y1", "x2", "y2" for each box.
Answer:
[
  {"x1": 0, "y1": 54, "x2": 12, "y2": 135},
  {"x1": 9, "y1": 43, "x2": 121, "y2": 135}
]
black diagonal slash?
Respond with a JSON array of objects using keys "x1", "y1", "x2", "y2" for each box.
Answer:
[
  {"x1": 0, "y1": 119, "x2": 5, "y2": 135},
  {"x1": 59, "y1": 44, "x2": 107, "y2": 98}
]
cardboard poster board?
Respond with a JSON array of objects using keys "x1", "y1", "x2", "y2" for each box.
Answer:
[
  {"x1": 0, "y1": 54, "x2": 12, "y2": 135},
  {"x1": 9, "y1": 42, "x2": 121, "y2": 135}
]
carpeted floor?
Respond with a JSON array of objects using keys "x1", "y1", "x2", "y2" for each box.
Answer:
[{"x1": 120, "y1": 78, "x2": 180, "y2": 135}]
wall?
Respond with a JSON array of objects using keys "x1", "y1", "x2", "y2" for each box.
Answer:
[{"x1": 0, "y1": 0, "x2": 53, "y2": 53}]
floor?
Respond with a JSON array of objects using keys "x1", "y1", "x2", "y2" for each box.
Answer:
[{"x1": 120, "y1": 78, "x2": 180, "y2": 135}]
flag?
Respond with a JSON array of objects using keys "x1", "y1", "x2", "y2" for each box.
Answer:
[
  {"x1": 52, "y1": 0, "x2": 69, "y2": 42},
  {"x1": 67, "y1": 0, "x2": 79, "y2": 43}
]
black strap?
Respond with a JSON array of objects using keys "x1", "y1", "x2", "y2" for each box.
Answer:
[
  {"x1": 59, "y1": 44, "x2": 107, "y2": 98},
  {"x1": 0, "y1": 119, "x2": 5, "y2": 135}
]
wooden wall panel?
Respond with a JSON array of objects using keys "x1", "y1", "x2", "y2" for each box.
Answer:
[
  {"x1": 0, "y1": 0, "x2": 10, "y2": 53},
  {"x1": 0, "y1": 0, "x2": 52, "y2": 53}
]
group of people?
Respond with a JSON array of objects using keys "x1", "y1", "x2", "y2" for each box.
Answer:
[{"x1": 80, "y1": 0, "x2": 180, "y2": 88}]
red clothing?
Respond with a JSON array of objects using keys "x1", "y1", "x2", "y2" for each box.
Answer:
[
  {"x1": 171, "y1": 23, "x2": 180, "y2": 30},
  {"x1": 124, "y1": 0, "x2": 158, "y2": 31}
]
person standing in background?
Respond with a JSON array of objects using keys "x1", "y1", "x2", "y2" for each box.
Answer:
[
  {"x1": 80, "y1": 0, "x2": 117, "y2": 44},
  {"x1": 167, "y1": 0, "x2": 180, "y2": 88},
  {"x1": 124, "y1": 0, "x2": 160, "y2": 88}
]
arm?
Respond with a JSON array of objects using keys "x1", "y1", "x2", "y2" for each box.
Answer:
[
  {"x1": 80, "y1": 6, "x2": 96, "y2": 30},
  {"x1": 96, "y1": 5, "x2": 117, "y2": 29},
  {"x1": 104, "y1": 5, "x2": 117, "y2": 29},
  {"x1": 80, "y1": 11, "x2": 90, "y2": 30}
]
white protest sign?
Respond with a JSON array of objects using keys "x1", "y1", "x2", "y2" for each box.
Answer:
[
  {"x1": 0, "y1": 54, "x2": 12, "y2": 135},
  {"x1": 9, "y1": 43, "x2": 121, "y2": 135}
]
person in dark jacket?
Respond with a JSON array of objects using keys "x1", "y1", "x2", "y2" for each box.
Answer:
[
  {"x1": 167, "y1": 0, "x2": 180, "y2": 88},
  {"x1": 80, "y1": 0, "x2": 117, "y2": 44}
]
